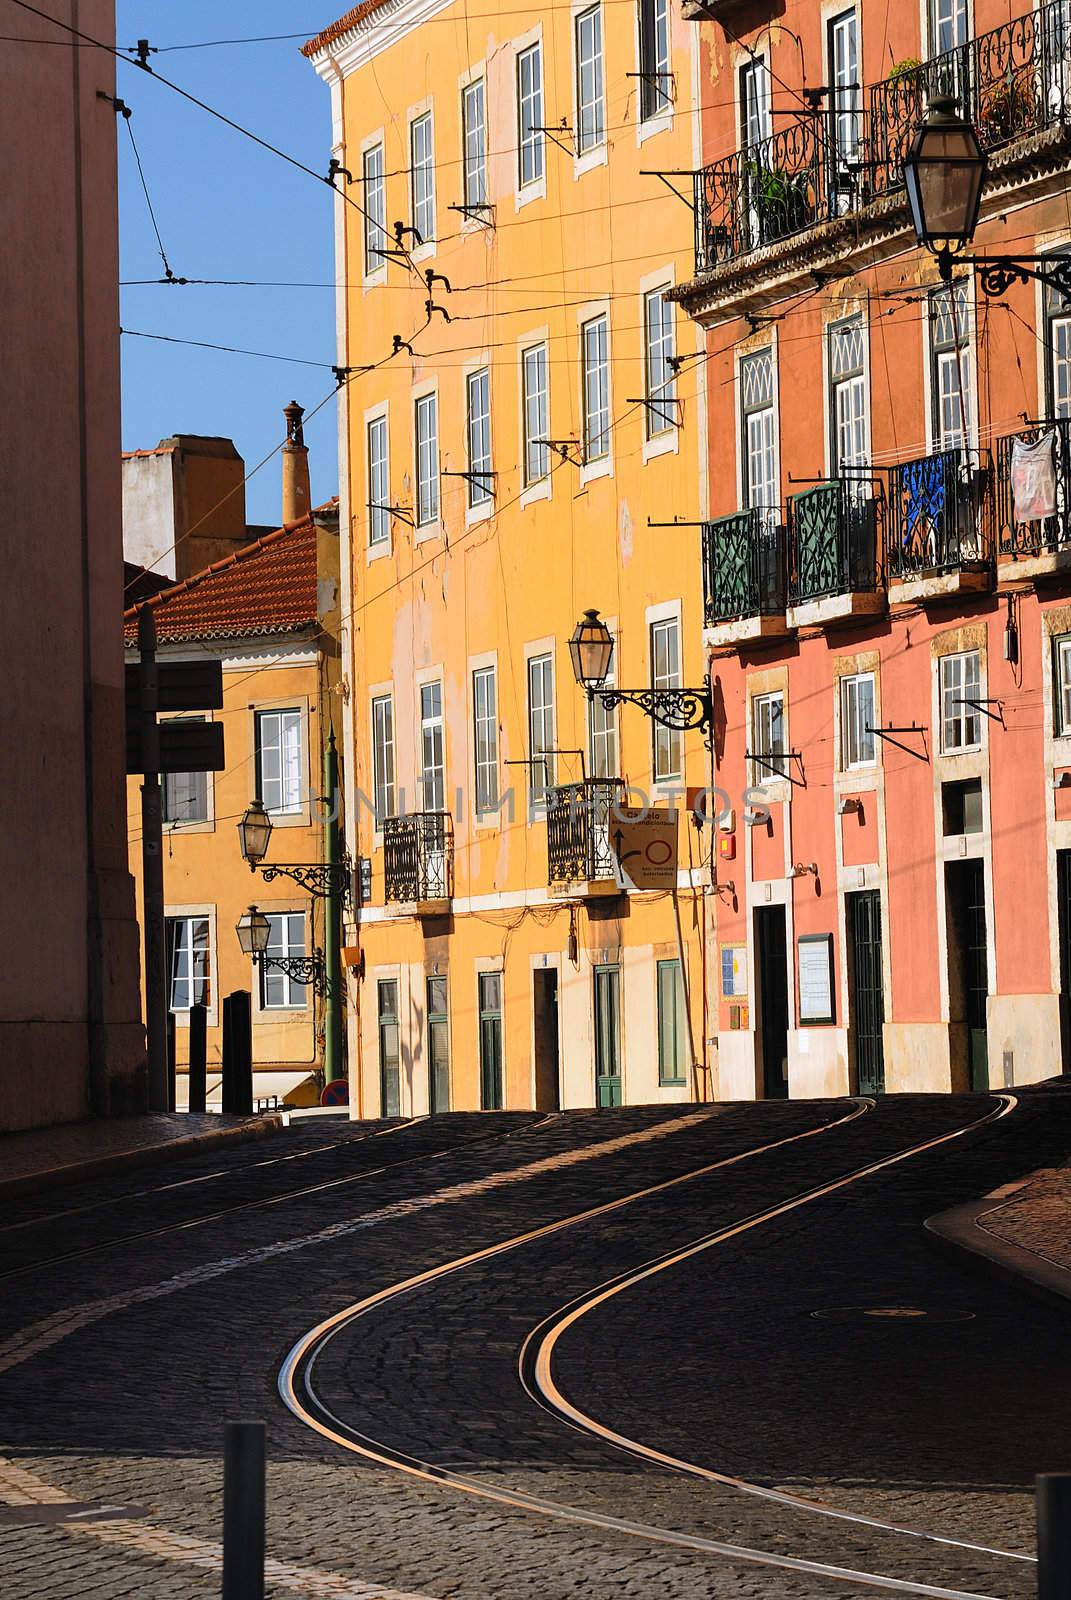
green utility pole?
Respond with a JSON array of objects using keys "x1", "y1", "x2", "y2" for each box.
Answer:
[{"x1": 323, "y1": 730, "x2": 344, "y2": 1083}]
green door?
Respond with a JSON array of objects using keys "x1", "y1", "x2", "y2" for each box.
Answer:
[
  {"x1": 478, "y1": 971, "x2": 504, "y2": 1109},
  {"x1": 426, "y1": 975, "x2": 450, "y2": 1114},
  {"x1": 377, "y1": 979, "x2": 401, "y2": 1117},
  {"x1": 963, "y1": 860, "x2": 989, "y2": 1091},
  {"x1": 594, "y1": 964, "x2": 622, "y2": 1107},
  {"x1": 848, "y1": 891, "x2": 885, "y2": 1095}
]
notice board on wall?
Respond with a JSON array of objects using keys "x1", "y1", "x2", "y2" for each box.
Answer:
[{"x1": 798, "y1": 933, "x2": 835, "y2": 1024}]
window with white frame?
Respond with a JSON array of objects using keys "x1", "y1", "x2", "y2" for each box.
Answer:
[
  {"x1": 473, "y1": 665, "x2": 499, "y2": 814},
  {"x1": 1056, "y1": 636, "x2": 1071, "y2": 735},
  {"x1": 415, "y1": 392, "x2": 439, "y2": 526},
  {"x1": 166, "y1": 916, "x2": 211, "y2": 1011},
  {"x1": 930, "y1": 281, "x2": 973, "y2": 451},
  {"x1": 739, "y1": 56, "x2": 771, "y2": 147},
  {"x1": 740, "y1": 348, "x2": 777, "y2": 527},
  {"x1": 644, "y1": 286, "x2": 676, "y2": 437},
  {"x1": 527, "y1": 653, "x2": 555, "y2": 802},
  {"x1": 162, "y1": 717, "x2": 208, "y2": 825},
  {"x1": 840, "y1": 672, "x2": 876, "y2": 769},
  {"x1": 517, "y1": 42, "x2": 545, "y2": 188},
  {"x1": 260, "y1": 912, "x2": 308, "y2": 1009},
  {"x1": 589, "y1": 638, "x2": 617, "y2": 778},
  {"x1": 582, "y1": 314, "x2": 610, "y2": 463},
  {"x1": 638, "y1": 0, "x2": 671, "y2": 120},
  {"x1": 410, "y1": 111, "x2": 435, "y2": 244},
  {"x1": 829, "y1": 317, "x2": 867, "y2": 474},
  {"x1": 828, "y1": 8, "x2": 861, "y2": 168},
  {"x1": 752, "y1": 689, "x2": 787, "y2": 779},
  {"x1": 255, "y1": 708, "x2": 302, "y2": 815},
  {"x1": 522, "y1": 343, "x2": 549, "y2": 485},
  {"x1": 372, "y1": 693, "x2": 396, "y2": 825},
  {"x1": 367, "y1": 414, "x2": 390, "y2": 545},
  {"x1": 420, "y1": 681, "x2": 446, "y2": 810},
  {"x1": 939, "y1": 650, "x2": 982, "y2": 752},
  {"x1": 1045, "y1": 263, "x2": 1071, "y2": 418},
  {"x1": 930, "y1": 0, "x2": 968, "y2": 54},
  {"x1": 466, "y1": 367, "x2": 493, "y2": 507},
  {"x1": 362, "y1": 142, "x2": 386, "y2": 274},
  {"x1": 650, "y1": 616, "x2": 681, "y2": 781},
  {"x1": 575, "y1": 6, "x2": 605, "y2": 153},
  {"x1": 462, "y1": 79, "x2": 487, "y2": 211}
]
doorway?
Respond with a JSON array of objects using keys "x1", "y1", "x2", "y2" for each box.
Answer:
[
  {"x1": 847, "y1": 890, "x2": 885, "y2": 1095},
  {"x1": 426, "y1": 974, "x2": 450, "y2": 1114},
  {"x1": 593, "y1": 964, "x2": 622, "y2": 1107},
  {"x1": 533, "y1": 967, "x2": 561, "y2": 1111},
  {"x1": 756, "y1": 906, "x2": 789, "y2": 1098},
  {"x1": 377, "y1": 978, "x2": 401, "y2": 1117},
  {"x1": 478, "y1": 971, "x2": 504, "y2": 1109},
  {"x1": 946, "y1": 858, "x2": 989, "y2": 1090}
]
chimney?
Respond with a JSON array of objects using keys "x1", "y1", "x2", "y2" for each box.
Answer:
[{"x1": 281, "y1": 400, "x2": 311, "y2": 524}]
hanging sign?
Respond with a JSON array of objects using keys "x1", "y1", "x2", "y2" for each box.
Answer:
[{"x1": 610, "y1": 807, "x2": 678, "y2": 891}]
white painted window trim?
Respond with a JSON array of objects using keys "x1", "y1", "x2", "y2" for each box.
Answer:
[
  {"x1": 251, "y1": 696, "x2": 310, "y2": 829},
  {"x1": 646, "y1": 598, "x2": 684, "y2": 790},
  {"x1": 411, "y1": 376, "x2": 442, "y2": 543},
  {"x1": 469, "y1": 649, "x2": 501, "y2": 830},
  {"x1": 164, "y1": 903, "x2": 219, "y2": 1028},
  {"x1": 634, "y1": 0, "x2": 674, "y2": 145},
  {"x1": 253, "y1": 902, "x2": 313, "y2": 1017},
  {"x1": 458, "y1": 59, "x2": 489, "y2": 232},
  {"x1": 572, "y1": 0, "x2": 608, "y2": 177},
  {"x1": 639, "y1": 264, "x2": 679, "y2": 464},
  {"x1": 360, "y1": 127, "x2": 388, "y2": 290},
  {"x1": 415, "y1": 663, "x2": 447, "y2": 813},
  {"x1": 463, "y1": 355, "x2": 495, "y2": 528},
  {"x1": 839, "y1": 670, "x2": 877, "y2": 771},
  {"x1": 518, "y1": 328, "x2": 553, "y2": 507},
  {"x1": 407, "y1": 97, "x2": 437, "y2": 263},
  {"x1": 514, "y1": 25, "x2": 547, "y2": 211},
  {"x1": 363, "y1": 399, "x2": 392, "y2": 562},
  {"x1": 578, "y1": 299, "x2": 613, "y2": 486}
]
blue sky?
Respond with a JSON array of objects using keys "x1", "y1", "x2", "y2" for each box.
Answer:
[{"x1": 115, "y1": 3, "x2": 339, "y2": 525}]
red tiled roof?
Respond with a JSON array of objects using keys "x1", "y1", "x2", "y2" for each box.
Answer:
[
  {"x1": 122, "y1": 443, "x2": 178, "y2": 460},
  {"x1": 123, "y1": 505, "x2": 336, "y2": 647},
  {"x1": 302, "y1": 0, "x2": 392, "y2": 56}
]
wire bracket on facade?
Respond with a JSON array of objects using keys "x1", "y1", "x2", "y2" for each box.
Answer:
[
  {"x1": 647, "y1": 517, "x2": 707, "y2": 528},
  {"x1": 327, "y1": 157, "x2": 355, "y2": 187},
  {"x1": 97, "y1": 91, "x2": 132, "y2": 119},
  {"x1": 425, "y1": 269, "x2": 452, "y2": 294},
  {"x1": 448, "y1": 201, "x2": 496, "y2": 228},
  {"x1": 955, "y1": 697, "x2": 1006, "y2": 727},
  {"x1": 533, "y1": 121, "x2": 575, "y2": 157},
  {"x1": 442, "y1": 469, "x2": 496, "y2": 496},
  {"x1": 371, "y1": 501, "x2": 414, "y2": 527},
  {"x1": 625, "y1": 69, "x2": 676, "y2": 104},
  {"x1": 639, "y1": 170, "x2": 697, "y2": 212},
  {"x1": 391, "y1": 334, "x2": 415, "y2": 357},
  {"x1": 425, "y1": 298, "x2": 452, "y2": 324},
  {"x1": 866, "y1": 723, "x2": 929, "y2": 761},
  {"x1": 131, "y1": 38, "x2": 154, "y2": 70},
  {"x1": 535, "y1": 438, "x2": 584, "y2": 468},
  {"x1": 746, "y1": 750, "x2": 807, "y2": 786},
  {"x1": 625, "y1": 396, "x2": 683, "y2": 428}
]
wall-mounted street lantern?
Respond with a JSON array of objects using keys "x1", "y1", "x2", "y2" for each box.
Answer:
[
  {"x1": 905, "y1": 96, "x2": 1071, "y2": 302},
  {"x1": 568, "y1": 608, "x2": 714, "y2": 735},
  {"x1": 235, "y1": 905, "x2": 327, "y2": 996},
  {"x1": 237, "y1": 798, "x2": 351, "y2": 904}
]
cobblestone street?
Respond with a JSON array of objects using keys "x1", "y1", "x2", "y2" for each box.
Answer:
[{"x1": 2, "y1": 1092, "x2": 1071, "y2": 1600}]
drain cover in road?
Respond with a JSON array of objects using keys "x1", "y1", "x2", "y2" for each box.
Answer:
[
  {"x1": 0, "y1": 1502, "x2": 149, "y2": 1526},
  {"x1": 811, "y1": 1306, "x2": 975, "y2": 1324}
]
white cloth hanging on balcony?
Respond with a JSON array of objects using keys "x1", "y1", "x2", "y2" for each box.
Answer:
[{"x1": 1011, "y1": 429, "x2": 1058, "y2": 522}]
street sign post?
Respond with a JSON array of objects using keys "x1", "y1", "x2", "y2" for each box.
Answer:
[{"x1": 610, "y1": 806, "x2": 679, "y2": 891}]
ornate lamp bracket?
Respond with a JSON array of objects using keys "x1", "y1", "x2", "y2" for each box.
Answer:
[
  {"x1": 259, "y1": 862, "x2": 352, "y2": 905},
  {"x1": 590, "y1": 686, "x2": 714, "y2": 737}
]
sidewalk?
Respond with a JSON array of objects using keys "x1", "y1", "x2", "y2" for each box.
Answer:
[
  {"x1": 0, "y1": 1111, "x2": 284, "y2": 1201},
  {"x1": 927, "y1": 1161, "x2": 1071, "y2": 1304}
]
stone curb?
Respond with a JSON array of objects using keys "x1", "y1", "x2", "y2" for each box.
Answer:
[
  {"x1": 925, "y1": 1177, "x2": 1071, "y2": 1310},
  {"x1": 0, "y1": 1113, "x2": 285, "y2": 1201}
]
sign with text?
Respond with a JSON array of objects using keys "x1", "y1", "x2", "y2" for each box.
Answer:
[
  {"x1": 611, "y1": 806, "x2": 679, "y2": 891},
  {"x1": 798, "y1": 933, "x2": 835, "y2": 1024}
]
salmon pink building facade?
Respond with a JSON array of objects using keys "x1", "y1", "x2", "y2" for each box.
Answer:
[{"x1": 676, "y1": 0, "x2": 1071, "y2": 1097}]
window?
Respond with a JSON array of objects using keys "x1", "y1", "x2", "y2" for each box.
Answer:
[
  {"x1": 589, "y1": 637, "x2": 618, "y2": 778},
  {"x1": 363, "y1": 142, "x2": 386, "y2": 274},
  {"x1": 166, "y1": 916, "x2": 211, "y2": 1012},
  {"x1": 478, "y1": 971, "x2": 504, "y2": 1108},
  {"x1": 582, "y1": 314, "x2": 610, "y2": 463},
  {"x1": 930, "y1": 0, "x2": 968, "y2": 54},
  {"x1": 828, "y1": 9, "x2": 860, "y2": 169},
  {"x1": 522, "y1": 343, "x2": 549, "y2": 485},
  {"x1": 939, "y1": 650, "x2": 982, "y2": 752},
  {"x1": 942, "y1": 777, "x2": 983, "y2": 835},
  {"x1": 739, "y1": 57, "x2": 771, "y2": 148},
  {"x1": 840, "y1": 672, "x2": 875, "y2": 769},
  {"x1": 829, "y1": 317, "x2": 867, "y2": 474},
  {"x1": 517, "y1": 42, "x2": 545, "y2": 188},
  {"x1": 378, "y1": 979, "x2": 401, "y2": 1118},
  {"x1": 650, "y1": 616, "x2": 681, "y2": 781},
  {"x1": 740, "y1": 348, "x2": 777, "y2": 527},
  {"x1": 576, "y1": 6, "x2": 605, "y2": 153},
  {"x1": 644, "y1": 287, "x2": 676, "y2": 437},
  {"x1": 527, "y1": 653, "x2": 555, "y2": 803},
  {"x1": 1045, "y1": 261, "x2": 1071, "y2": 419},
  {"x1": 1056, "y1": 636, "x2": 1071, "y2": 735},
  {"x1": 372, "y1": 693, "x2": 396, "y2": 825},
  {"x1": 410, "y1": 111, "x2": 435, "y2": 244},
  {"x1": 466, "y1": 367, "x2": 493, "y2": 507},
  {"x1": 415, "y1": 392, "x2": 439, "y2": 526},
  {"x1": 752, "y1": 689, "x2": 787, "y2": 779},
  {"x1": 427, "y1": 974, "x2": 450, "y2": 1113},
  {"x1": 657, "y1": 959, "x2": 688, "y2": 1084},
  {"x1": 260, "y1": 912, "x2": 307, "y2": 1009},
  {"x1": 162, "y1": 717, "x2": 208, "y2": 825},
  {"x1": 473, "y1": 665, "x2": 499, "y2": 814},
  {"x1": 638, "y1": 0, "x2": 671, "y2": 121},
  {"x1": 255, "y1": 708, "x2": 302, "y2": 815},
  {"x1": 462, "y1": 79, "x2": 487, "y2": 211},
  {"x1": 930, "y1": 281, "x2": 973, "y2": 451},
  {"x1": 420, "y1": 681, "x2": 445, "y2": 810},
  {"x1": 367, "y1": 414, "x2": 389, "y2": 545}
]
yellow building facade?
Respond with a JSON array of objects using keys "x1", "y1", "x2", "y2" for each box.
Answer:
[{"x1": 306, "y1": 0, "x2": 715, "y2": 1114}]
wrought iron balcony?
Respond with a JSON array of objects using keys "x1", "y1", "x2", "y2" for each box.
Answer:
[
  {"x1": 383, "y1": 812, "x2": 453, "y2": 908},
  {"x1": 787, "y1": 482, "x2": 879, "y2": 604},
  {"x1": 547, "y1": 780, "x2": 624, "y2": 891},
  {"x1": 702, "y1": 510, "x2": 786, "y2": 625},
  {"x1": 887, "y1": 448, "x2": 987, "y2": 580},
  {"x1": 993, "y1": 416, "x2": 1071, "y2": 557}
]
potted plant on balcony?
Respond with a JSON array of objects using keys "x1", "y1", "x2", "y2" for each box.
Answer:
[
  {"x1": 746, "y1": 161, "x2": 813, "y2": 244},
  {"x1": 980, "y1": 78, "x2": 1033, "y2": 143}
]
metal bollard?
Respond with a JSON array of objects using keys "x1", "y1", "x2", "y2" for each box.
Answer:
[
  {"x1": 166, "y1": 1009, "x2": 177, "y2": 1113},
  {"x1": 1037, "y1": 1473, "x2": 1071, "y2": 1598},
  {"x1": 188, "y1": 1003, "x2": 207, "y2": 1115},
  {"x1": 221, "y1": 990, "x2": 253, "y2": 1115},
  {"x1": 222, "y1": 1421, "x2": 265, "y2": 1600}
]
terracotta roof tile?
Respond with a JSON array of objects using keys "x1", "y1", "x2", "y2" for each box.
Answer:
[
  {"x1": 302, "y1": 0, "x2": 392, "y2": 56},
  {"x1": 123, "y1": 504, "x2": 337, "y2": 647}
]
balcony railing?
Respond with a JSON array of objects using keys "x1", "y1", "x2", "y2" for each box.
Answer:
[
  {"x1": 787, "y1": 481, "x2": 879, "y2": 603},
  {"x1": 383, "y1": 812, "x2": 453, "y2": 905},
  {"x1": 886, "y1": 448, "x2": 986, "y2": 579},
  {"x1": 702, "y1": 510, "x2": 786, "y2": 624},
  {"x1": 993, "y1": 415, "x2": 1071, "y2": 556},
  {"x1": 547, "y1": 780, "x2": 624, "y2": 888}
]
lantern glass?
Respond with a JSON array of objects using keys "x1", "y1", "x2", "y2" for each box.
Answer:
[
  {"x1": 904, "y1": 99, "x2": 987, "y2": 251},
  {"x1": 568, "y1": 609, "x2": 615, "y2": 690},
  {"x1": 236, "y1": 905, "x2": 271, "y2": 957},
  {"x1": 237, "y1": 798, "x2": 273, "y2": 868}
]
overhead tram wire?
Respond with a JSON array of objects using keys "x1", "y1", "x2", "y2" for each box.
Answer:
[
  {"x1": 120, "y1": 327, "x2": 345, "y2": 370},
  {"x1": 122, "y1": 115, "x2": 182, "y2": 284}
]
